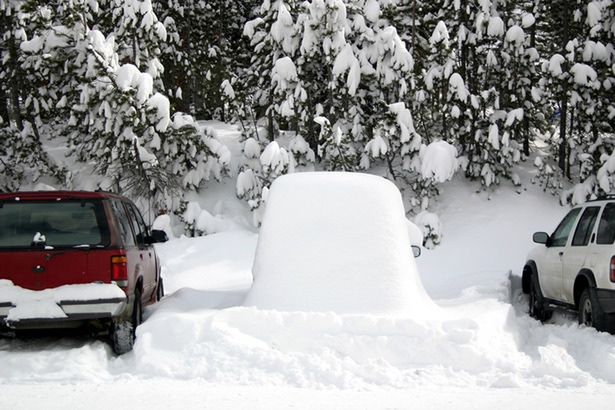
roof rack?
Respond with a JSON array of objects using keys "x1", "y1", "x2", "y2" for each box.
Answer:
[{"x1": 592, "y1": 194, "x2": 615, "y2": 201}]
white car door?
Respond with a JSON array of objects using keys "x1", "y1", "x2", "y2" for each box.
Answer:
[
  {"x1": 539, "y1": 208, "x2": 581, "y2": 300},
  {"x1": 593, "y1": 203, "x2": 615, "y2": 289},
  {"x1": 561, "y1": 206, "x2": 600, "y2": 304}
]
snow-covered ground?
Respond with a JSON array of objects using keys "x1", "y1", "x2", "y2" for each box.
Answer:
[{"x1": 2, "y1": 123, "x2": 615, "y2": 409}]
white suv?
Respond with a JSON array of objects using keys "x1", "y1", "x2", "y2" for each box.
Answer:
[{"x1": 522, "y1": 198, "x2": 615, "y2": 332}]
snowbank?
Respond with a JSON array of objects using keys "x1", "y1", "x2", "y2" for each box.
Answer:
[
  {"x1": 155, "y1": 231, "x2": 256, "y2": 295},
  {"x1": 416, "y1": 169, "x2": 567, "y2": 299},
  {"x1": 243, "y1": 172, "x2": 436, "y2": 315},
  {"x1": 3, "y1": 227, "x2": 615, "y2": 398},
  {"x1": 129, "y1": 287, "x2": 615, "y2": 390}
]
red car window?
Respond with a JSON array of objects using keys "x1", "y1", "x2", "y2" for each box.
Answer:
[{"x1": 0, "y1": 200, "x2": 109, "y2": 248}]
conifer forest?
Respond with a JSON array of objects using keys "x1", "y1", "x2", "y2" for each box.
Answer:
[{"x1": 1, "y1": 0, "x2": 614, "y2": 233}]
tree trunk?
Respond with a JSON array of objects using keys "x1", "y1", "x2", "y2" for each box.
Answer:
[
  {"x1": 267, "y1": 108, "x2": 274, "y2": 142},
  {"x1": 523, "y1": 116, "x2": 530, "y2": 156},
  {"x1": 555, "y1": 1, "x2": 574, "y2": 177},
  {"x1": 7, "y1": 33, "x2": 23, "y2": 130},
  {"x1": 458, "y1": 1, "x2": 468, "y2": 150},
  {"x1": 567, "y1": 106, "x2": 574, "y2": 179},
  {"x1": 558, "y1": 98, "x2": 567, "y2": 174},
  {"x1": 193, "y1": 80, "x2": 204, "y2": 117},
  {"x1": 411, "y1": 0, "x2": 416, "y2": 60},
  {"x1": 523, "y1": 6, "x2": 538, "y2": 157},
  {"x1": 9, "y1": 82, "x2": 23, "y2": 131},
  {"x1": 0, "y1": 86, "x2": 8, "y2": 125},
  {"x1": 132, "y1": 31, "x2": 139, "y2": 68}
]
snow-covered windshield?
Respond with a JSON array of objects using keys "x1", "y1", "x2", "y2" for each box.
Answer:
[{"x1": 0, "y1": 200, "x2": 109, "y2": 248}]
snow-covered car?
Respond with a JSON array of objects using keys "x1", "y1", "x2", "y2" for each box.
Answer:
[
  {"x1": 243, "y1": 172, "x2": 433, "y2": 315},
  {"x1": 0, "y1": 191, "x2": 166, "y2": 354},
  {"x1": 522, "y1": 197, "x2": 615, "y2": 332}
]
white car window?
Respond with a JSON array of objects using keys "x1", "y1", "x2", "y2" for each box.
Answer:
[
  {"x1": 571, "y1": 206, "x2": 600, "y2": 246},
  {"x1": 597, "y1": 203, "x2": 615, "y2": 245},
  {"x1": 550, "y1": 208, "x2": 581, "y2": 247}
]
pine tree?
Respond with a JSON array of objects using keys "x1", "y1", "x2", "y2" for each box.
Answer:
[
  {"x1": 423, "y1": 0, "x2": 530, "y2": 188},
  {"x1": 534, "y1": 0, "x2": 615, "y2": 203},
  {"x1": 5, "y1": 1, "x2": 231, "y2": 209},
  {"x1": 414, "y1": 19, "x2": 457, "y2": 143},
  {"x1": 101, "y1": 0, "x2": 166, "y2": 86},
  {"x1": 562, "y1": 0, "x2": 615, "y2": 202},
  {"x1": 0, "y1": 0, "x2": 65, "y2": 190},
  {"x1": 539, "y1": 0, "x2": 583, "y2": 178},
  {"x1": 241, "y1": 0, "x2": 438, "y2": 215},
  {"x1": 236, "y1": 138, "x2": 293, "y2": 224},
  {"x1": 66, "y1": 29, "x2": 230, "y2": 208},
  {"x1": 294, "y1": 0, "x2": 351, "y2": 151},
  {"x1": 243, "y1": 0, "x2": 301, "y2": 139},
  {"x1": 154, "y1": 0, "x2": 257, "y2": 118},
  {"x1": 314, "y1": 116, "x2": 357, "y2": 171},
  {"x1": 0, "y1": 0, "x2": 26, "y2": 130}
]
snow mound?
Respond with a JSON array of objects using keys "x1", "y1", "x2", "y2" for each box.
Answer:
[
  {"x1": 243, "y1": 172, "x2": 436, "y2": 315},
  {"x1": 155, "y1": 231, "x2": 256, "y2": 296}
]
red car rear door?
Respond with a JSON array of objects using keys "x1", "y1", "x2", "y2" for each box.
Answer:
[
  {"x1": 0, "y1": 198, "x2": 109, "y2": 290},
  {"x1": 1, "y1": 250, "x2": 90, "y2": 290}
]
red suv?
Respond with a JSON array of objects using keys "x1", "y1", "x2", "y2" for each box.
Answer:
[{"x1": 0, "y1": 191, "x2": 166, "y2": 354}]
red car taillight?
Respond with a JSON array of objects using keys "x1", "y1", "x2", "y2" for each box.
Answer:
[
  {"x1": 111, "y1": 255, "x2": 128, "y2": 288},
  {"x1": 610, "y1": 256, "x2": 615, "y2": 283}
]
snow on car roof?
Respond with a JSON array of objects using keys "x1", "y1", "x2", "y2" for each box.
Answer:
[{"x1": 243, "y1": 172, "x2": 436, "y2": 316}]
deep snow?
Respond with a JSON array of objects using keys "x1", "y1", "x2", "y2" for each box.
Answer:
[
  {"x1": 2, "y1": 122, "x2": 615, "y2": 408},
  {"x1": 245, "y1": 172, "x2": 434, "y2": 315}
]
